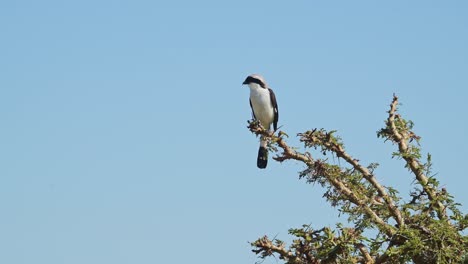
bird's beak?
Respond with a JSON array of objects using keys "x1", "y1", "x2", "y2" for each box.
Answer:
[{"x1": 242, "y1": 80, "x2": 248, "y2": 85}]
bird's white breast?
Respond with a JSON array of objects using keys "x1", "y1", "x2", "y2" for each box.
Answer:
[{"x1": 249, "y1": 84, "x2": 274, "y2": 130}]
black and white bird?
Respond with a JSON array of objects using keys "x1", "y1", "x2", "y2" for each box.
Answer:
[{"x1": 242, "y1": 74, "x2": 279, "y2": 169}]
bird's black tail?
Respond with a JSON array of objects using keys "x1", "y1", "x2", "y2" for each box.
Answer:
[{"x1": 257, "y1": 146, "x2": 268, "y2": 169}]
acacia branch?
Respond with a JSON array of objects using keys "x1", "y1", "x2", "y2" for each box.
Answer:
[
  {"x1": 326, "y1": 173, "x2": 395, "y2": 236},
  {"x1": 247, "y1": 95, "x2": 467, "y2": 263},
  {"x1": 248, "y1": 121, "x2": 312, "y2": 165},
  {"x1": 251, "y1": 236, "x2": 307, "y2": 264},
  {"x1": 299, "y1": 131, "x2": 405, "y2": 228},
  {"x1": 386, "y1": 95, "x2": 446, "y2": 219},
  {"x1": 356, "y1": 243, "x2": 374, "y2": 264},
  {"x1": 248, "y1": 121, "x2": 396, "y2": 237}
]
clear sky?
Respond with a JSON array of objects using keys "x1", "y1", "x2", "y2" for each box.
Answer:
[{"x1": 1, "y1": 1, "x2": 467, "y2": 263}]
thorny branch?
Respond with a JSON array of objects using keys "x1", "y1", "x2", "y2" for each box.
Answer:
[
  {"x1": 247, "y1": 96, "x2": 467, "y2": 263},
  {"x1": 251, "y1": 236, "x2": 304, "y2": 264},
  {"x1": 248, "y1": 120, "x2": 396, "y2": 237},
  {"x1": 248, "y1": 121, "x2": 312, "y2": 166},
  {"x1": 299, "y1": 130, "x2": 404, "y2": 229},
  {"x1": 384, "y1": 95, "x2": 446, "y2": 219},
  {"x1": 356, "y1": 243, "x2": 374, "y2": 264}
]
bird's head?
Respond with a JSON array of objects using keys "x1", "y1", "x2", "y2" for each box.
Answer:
[{"x1": 242, "y1": 74, "x2": 267, "y2": 88}]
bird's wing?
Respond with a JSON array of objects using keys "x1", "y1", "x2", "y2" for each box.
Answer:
[
  {"x1": 249, "y1": 99, "x2": 257, "y2": 120},
  {"x1": 268, "y1": 88, "x2": 279, "y2": 131}
]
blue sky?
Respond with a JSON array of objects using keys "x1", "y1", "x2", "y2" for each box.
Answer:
[{"x1": 1, "y1": 1, "x2": 467, "y2": 263}]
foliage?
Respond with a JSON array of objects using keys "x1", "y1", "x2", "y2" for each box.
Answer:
[{"x1": 248, "y1": 95, "x2": 468, "y2": 264}]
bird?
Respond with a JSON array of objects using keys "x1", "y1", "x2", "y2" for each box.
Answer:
[{"x1": 242, "y1": 74, "x2": 279, "y2": 169}]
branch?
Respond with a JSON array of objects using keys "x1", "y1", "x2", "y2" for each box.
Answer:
[
  {"x1": 299, "y1": 130, "x2": 405, "y2": 228},
  {"x1": 325, "y1": 172, "x2": 395, "y2": 236},
  {"x1": 248, "y1": 120, "x2": 312, "y2": 165},
  {"x1": 385, "y1": 95, "x2": 446, "y2": 219},
  {"x1": 251, "y1": 236, "x2": 307, "y2": 264},
  {"x1": 356, "y1": 243, "x2": 374, "y2": 264},
  {"x1": 247, "y1": 95, "x2": 467, "y2": 263},
  {"x1": 248, "y1": 121, "x2": 396, "y2": 237}
]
